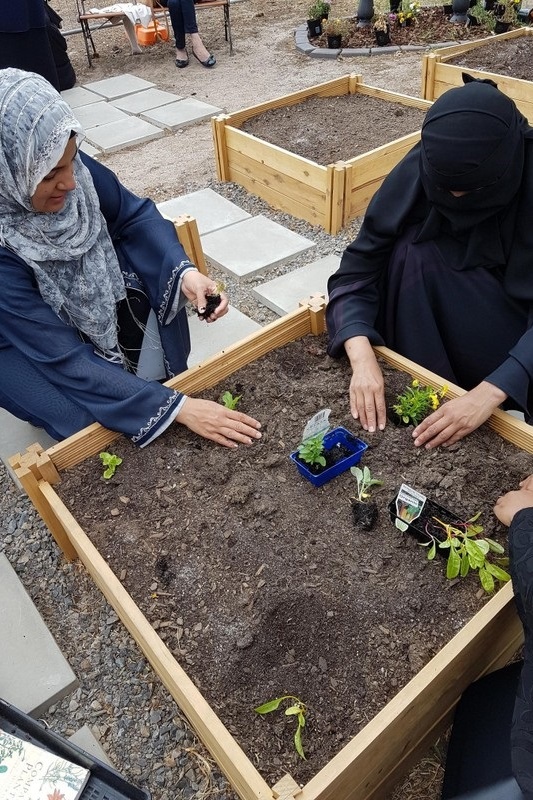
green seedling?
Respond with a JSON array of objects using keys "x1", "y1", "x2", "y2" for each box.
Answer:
[
  {"x1": 350, "y1": 465, "x2": 383, "y2": 502},
  {"x1": 392, "y1": 379, "x2": 449, "y2": 426},
  {"x1": 99, "y1": 451, "x2": 123, "y2": 479},
  {"x1": 423, "y1": 512, "x2": 510, "y2": 593},
  {"x1": 255, "y1": 695, "x2": 307, "y2": 759},
  {"x1": 297, "y1": 432, "x2": 326, "y2": 468},
  {"x1": 221, "y1": 390, "x2": 242, "y2": 410}
]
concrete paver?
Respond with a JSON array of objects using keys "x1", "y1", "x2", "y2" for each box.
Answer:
[
  {"x1": 0, "y1": 553, "x2": 78, "y2": 717},
  {"x1": 201, "y1": 215, "x2": 315, "y2": 278},
  {"x1": 83, "y1": 74, "x2": 156, "y2": 99},
  {"x1": 0, "y1": 408, "x2": 56, "y2": 472},
  {"x1": 61, "y1": 86, "x2": 102, "y2": 108},
  {"x1": 83, "y1": 116, "x2": 164, "y2": 153},
  {"x1": 69, "y1": 725, "x2": 114, "y2": 766},
  {"x1": 110, "y1": 88, "x2": 183, "y2": 114},
  {"x1": 80, "y1": 141, "x2": 101, "y2": 157},
  {"x1": 73, "y1": 101, "x2": 131, "y2": 129},
  {"x1": 157, "y1": 189, "x2": 251, "y2": 235},
  {"x1": 188, "y1": 307, "x2": 261, "y2": 366},
  {"x1": 252, "y1": 254, "x2": 339, "y2": 316},
  {"x1": 140, "y1": 98, "x2": 222, "y2": 131}
]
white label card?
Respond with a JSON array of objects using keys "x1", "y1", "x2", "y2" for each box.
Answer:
[
  {"x1": 394, "y1": 483, "x2": 427, "y2": 532},
  {"x1": 301, "y1": 408, "x2": 332, "y2": 443}
]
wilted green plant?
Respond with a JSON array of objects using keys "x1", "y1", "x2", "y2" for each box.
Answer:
[
  {"x1": 221, "y1": 390, "x2": 241, "y2": 410},
  {"x1": 422, "y1": 512, "x2": 510, "y2": 593},
  {"x1": 350, "y1": 465, "x2": 383, "y2": 502},
  {"x1": 392, "y1": 379, "x2": 448, "y2": 426},
  {"x1": 297, "y1": 433, "x2": 326, "y2": 468},
  {"x1": 99, "y1": 451, "x2": 123, "y2": 479},
  {"x1": 255, "y1": 695, "x2": 307, "y2": 759}
]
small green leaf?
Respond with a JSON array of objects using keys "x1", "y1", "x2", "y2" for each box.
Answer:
[
  {"x1": 255, "y1": 697, "x2": 285, "y2": 714},
  {"x1": 427, "y1": 542, "x2": 436, "y2": 560},
  {"x1": 294, "y1": 724, "x2": 306, "y2": 760},
  {"x1": 447, "y1": 547, "x2": 461, "y2": 579},
  {"x1": 479, "y1": 566, "x2": 495, "y2": 593},
  {"x1": 285, "y1": 705, "x2": 301, "y2": 716},
  {"x1": 485, "y1": 562, "x2": 511, "y2": 583},
  {"x1": 460, "y1": 553, "x2": 470, "y2": 577},
  {"x1": 485, "y1": 538, "x2": 505, "y2": 554}
]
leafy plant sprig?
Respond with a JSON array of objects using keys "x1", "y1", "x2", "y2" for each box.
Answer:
[
  {"x1": 255, "y1": 695, "x2": 307, "y2": 759},
  {"x1": 422, "y1": 512, "x2": 510, "y2": 593},
  {"x1": 99, "y1": 451, "x2": 123, "y2": 479},
  {"x1": 351, "y1": 465, "x2": 383, "y2": 502},
  {"x1": 298, "y1": 433, "x2": 326, "y2": 468},
  {"x1": 392, "y1": 379, "x2": 448, "y2": 426},
  {"x1": 221, "y1": 390, "x2": 241, "y2": 410}
]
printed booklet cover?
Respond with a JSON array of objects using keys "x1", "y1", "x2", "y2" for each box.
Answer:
[{"x1": 0, "y1": 728, "x2": 89, "y2": 800}]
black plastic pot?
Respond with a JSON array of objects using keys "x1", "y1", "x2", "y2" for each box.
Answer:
[
  {"x1": 443, "y1": 3, "x2": 453, "y2": 12},
  {"x1": 307, "y1": 18, "x2": 323, "y2": 37},
  {"x1": 467, "y1": 11, "x2": 480, "y2": 23},
  {"x1": 494, "y1": 18, "x2": 511, "y2": 32},
  {"x1": 388, "y1": 489, "x2": 467, "y2": 553},
  {"x1": 374, "y1": 28, "x2": 391, "y2": 45},
  {"x1": 390, "y1": 0, "x2": 401, "y2": 9},
  {"x1": 327, "y1": 33, "x2": 342, "y2": 48},
  {"x1": 484, "y1": 0, "x2": 496, "y2": 8}
]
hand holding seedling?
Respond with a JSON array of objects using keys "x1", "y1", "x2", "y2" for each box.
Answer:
[
  {"x1": 412, "y1": 382, "x2": 507, "y2": 449},
  {"x1": 344, "y1": 336, "x2": 386, "y2": 433},
  {"x1": 181, "y1": 273, "x2": 228, "y2": 322},
  {"x1": 175, "y1": 397, "x2": 261, "y2": 449},
  {"x1": 494, "y1": 474, "x2": 533, "y2": 526}
]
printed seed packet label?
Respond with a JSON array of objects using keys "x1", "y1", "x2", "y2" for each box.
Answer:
[
  {"x1": 301, "y1": 408, "x2": 331, "y2": 443},
  {"x1": 395, "y1": 483, "x2": 427, "y2": 532}
]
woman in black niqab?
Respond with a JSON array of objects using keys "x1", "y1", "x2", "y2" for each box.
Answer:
[{"x1": 326, "y1": 76, "x2": 533, "y2": 448}]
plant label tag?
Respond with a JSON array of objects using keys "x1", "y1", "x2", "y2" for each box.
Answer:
[
  {"x1": 301, "y1": 408, "x2": 331, "y2": 442},
  {"x1": 395, "y1": 483, "x2": 426, "y2": 532}
]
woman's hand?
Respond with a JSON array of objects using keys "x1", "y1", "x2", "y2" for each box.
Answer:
[
  {"x1": 175, "y1": 397, "x2": 262, "y2": 448},
  {"x1": 181, "y1": 271, "x2": 228, "y2": 322},
  {"x1": 494, "y1": 478, "x2": 533, "y2": 526},
  {"x1": 345, "y1": 336, "x2": 386, "y2": 433},
  {"x1": 412, "y1": 381, "x2": 507, "y2": 449}
]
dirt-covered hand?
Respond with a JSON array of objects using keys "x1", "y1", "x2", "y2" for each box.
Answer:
[
  {"x1": 175, "y1": 398, "x2": 262, "y2": 448},
  {"x1": 181, "y1": 271, "x2": 228, "y2": 322},
  {"x1": 345, "y1": 336, "x2": 386, "y2": 433},
  {"x1": 494, "y1": 487, "x2": 533, "y2": 526},
  {"x1": 412, "y1": 381, "x2": 507, "y2": 449}
]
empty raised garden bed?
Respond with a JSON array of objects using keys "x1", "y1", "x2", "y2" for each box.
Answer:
[
  {"x1": 421, "y1": 27, "x2": 533, "y2": 120},
  {"x1": 212, "y1": 74, "x2": 431, "y2": 234},
  {"x1": 10, "y1": 296, "x2": 530, "y2": 800}
]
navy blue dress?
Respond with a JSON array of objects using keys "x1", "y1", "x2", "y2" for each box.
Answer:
[{"x1": 0, "y1": 154, "x2": 194, "y2": 446}]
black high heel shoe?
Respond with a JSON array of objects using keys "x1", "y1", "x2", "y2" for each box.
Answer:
[
  {"x1": 192, "y1": 51, "x2": 216, "y2": 68},
  {"x1": 175, "y1": 51, "x2": 189, "y2": 68}
]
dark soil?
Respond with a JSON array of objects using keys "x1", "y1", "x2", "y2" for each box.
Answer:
[
  {"x1": 446, "y1": 35, "x2": 533, "y2": 79},
  {"x1": 56, "y1": 334, "x2": 531, "y2": 790},
  {"x1": 240, "y1": 94, "x2": 428, "y2": 164}
]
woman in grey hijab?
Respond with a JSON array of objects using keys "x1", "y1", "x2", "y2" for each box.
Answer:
[{"x1": 0, "y1": 68, "x2": 261, "y2": 449}]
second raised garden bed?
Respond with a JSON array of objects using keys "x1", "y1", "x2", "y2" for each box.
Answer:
[{"x1": 212, "y1": 74, "x2": 431, "y2": 234}]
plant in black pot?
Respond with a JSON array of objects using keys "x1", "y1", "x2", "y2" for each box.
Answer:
[
  {"x1": 350, "y1": 465, "x2": 383, "y2": 531},
  {"x1": 494, "y1": 0, "x2": 517, "y2": 30},
  {"x1": 324, "y1": 16, "x2": 348, "y2": 48},
  {"x1": 307, "y1": 0, "x2": 331, "y2": 37},
  {"x1": 372, "y1": 13, "x2": 391, "y2": 45}
]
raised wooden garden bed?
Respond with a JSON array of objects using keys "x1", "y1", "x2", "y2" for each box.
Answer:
[
  {"x1": 10, "y1": 295, "x2": 529, "y2": 800},
  {"x1": 421, "y1": 27, "x2": 533, "y2": 120},
  {"x1": 212, "y1": 74, "x2": 432, "y2": 235}
]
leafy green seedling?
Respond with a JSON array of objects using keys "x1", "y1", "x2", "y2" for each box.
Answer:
[
  {"x1": 350, "y1": 465, "x2": 383, "y2": 502},
  {"x1": 221, "y1": 390, "x2": 242, "y2": 410},
  {"x1": 297, "y1": 433, "x2": 326, "y2": 468},
  {"x1": 392, "y1": 379, "x2": 448, "y2": 426},
  {"x1": 99, "y1": 451, "x2": 123, "y2": 480},
  {"x1": 423, "y1": 512, "x2": 510, "y2": 593},
  {"x1": 255, "y1": 695, "x2": 307, "y2": 759}
]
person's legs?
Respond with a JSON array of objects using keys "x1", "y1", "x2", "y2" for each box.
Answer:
[
  {"x1": 165, "y1": 0, "x2": 188, "y2": 62},
  {"x1": 166, "y1": 0, "x2": 214, "y2": 66}
]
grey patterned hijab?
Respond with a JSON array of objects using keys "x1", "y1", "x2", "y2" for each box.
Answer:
[{"x1": 0, "y1": 68, "x2": 126, "y2": 358}]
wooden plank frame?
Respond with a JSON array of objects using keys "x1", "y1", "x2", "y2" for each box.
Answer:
[
  {"x1": 211, "y1": 75, "x2": 432, "y2": 235},
  {"x1": 11, "y1": 295, "x2": 528, "y2": 800},
  {"x1": 421, "y1": 27, "x2": 533, "y2": 119}
]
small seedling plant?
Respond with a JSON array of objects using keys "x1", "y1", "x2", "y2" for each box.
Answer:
[
  {"x1": 393, "y1": 379, "x2": 448, "y2": 426},
  {"x1": 351, "y1": 465, "x2": 383, "y2": 502},
  {"x1": 423, "y1": 512, "x2": 510, "y2": 593},
  {"x1": 221, "y1": 390, "x2": 241, "y2": 410},
  {"x1": 297, "y1": 432, "x2": 326, "y2": 468},
  {"x1": 254, "y1": 695, "x2": 307, "y2": 759},
  {"x1": 99, "y1": 451, "x2": 123, "y2": 479}
]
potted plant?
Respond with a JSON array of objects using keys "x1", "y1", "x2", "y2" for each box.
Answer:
[
  {"x1": 307, "y1": 0, "x2": 330, "y2": 37},
  {"x1": 373, "y1": 13, "x2": 391, "y2": 45},
  {"x1": 494, "y1": 0, "x2": 517, "y2": 31},
  {"x1": 390, "y1": 379, "x2": 448, "y2": 426},
  {"x1": 290, "y1": 426, "x2": 368, "y2": 488},
  {"x1": 324, "y1": 17, "x2": 348, "y2": 48},
  {"x1": 350, "y1": 465, "x2": 383, "y2": 530},
  {"x1": 467, "y1": 2, "x2": 494, "y2": 25}
]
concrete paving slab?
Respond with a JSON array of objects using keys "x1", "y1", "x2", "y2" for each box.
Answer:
[
  {"x1": 69, "y1": 725, "x2": 114, "y2": 766},
  {"x1": 74, "y1": 101, "x2": 130, "y2": 130},
  {"x1": 0, "y1": 408, "x2": 56, "y2": 470},
  {"x1": 252, "y1": 254, "x2": 339, "y2": 316},
  {"x1": 110, "y1": 88, "x2": 183, "y2": 114},
  {"x1": 188, "y1": 307, "x2": 261, "y2": 366},
  {"x1": 0, "y1": 554, "x2": 78, "y2": 717},
  {"x1": 79, "y1": 141, "x2": 101, "y2": 158},
  {"x1": 83, "y1": 117, "x2": 164, "y2": 154},
  {"x1": 201, "y1": 216, "x2": 316, "y2": 279},
  {"x1": 61, "y1": 86, "x2": 102, "y2": 108},
  {"x1": 157, "y1": 189, "x2": 251, "y2": 235},
  {"x1": 83, "y1": 74, "x2": 155, "y2": 100},
  {"x1": 140, "y1": 98, "x2": 222, "y2": 131}
]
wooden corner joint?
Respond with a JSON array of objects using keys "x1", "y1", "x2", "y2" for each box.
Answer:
[
  {"x1": 8, "y1": 444, "x2": 61, "y2": 484},
  {"x1": 272, "y1": 773, "x2": 302, "y2": 800}
]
